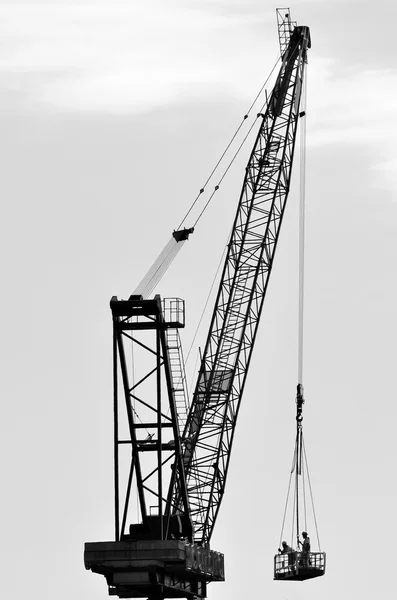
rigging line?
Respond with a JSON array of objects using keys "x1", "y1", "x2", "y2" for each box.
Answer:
[
  {"x1": 290, "y1": 434, "x2": 297, "y2": 473},
  {"x1": 302, "y1": 447, "x2": 308, "y2": 533},
  {"x1": 246, "y1": 51, "x2": 281, "y2": 115},
  {"x1": 291, "y1": 471, "x2": 296, "y2": 550},
  {"x1": 177, "y1": 55, "x2": 282, "y2": 230},
  {"x1": 187, "y1": 351, "x2": 200, "y2": 401},
  {"x1": 295, "y1": 432, "x2": 300, "y2": 545},
  {"x1": 185, "y1": 44, "x2": 303, "y2": 232},
  {"x1": 298, "y1": 426, "x2": 303, "y2": 475},
  {"x1": 130, "y1": 402, "x2": 151, "y2": 437},
  {"x1": 302, "y1": 436, "x2": 321, "y2": 551},
  {"x1": 192, "y1": 111, "x2": 263, "y2": 228},
  {"x1": 279, "y1": 464, "x2": 294, "y2": 549},
  {"x1": 185, "y1": 241, "x2": 229, "y2": 370},
  {"x1": 191, "y1": 38, "x2": 304, "y2": 228},
  {"x1": 193, "y1": 58, "x2": 296, "y2": 229},
  {"x1": 298, "y1": 60, "x2": 307, "y2": 385}
]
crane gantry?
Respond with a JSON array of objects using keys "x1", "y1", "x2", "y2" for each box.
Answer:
[{"x1": 84, "y1": 10, "x2": 323, "y2": 599}]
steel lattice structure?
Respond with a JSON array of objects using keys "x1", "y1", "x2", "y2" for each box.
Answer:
[
  {"x1": 85, "y1": 12, "x2": 312, "y2": 600},
  {"x1": 172, "y1": 23, "x2": 311, "y2": 545},
  {"x1": 111, "y1": 296, "x2": 192, "y2": 542},
  {"x1": 276, "y1": 8, "x2": 297, "y2": 57}
]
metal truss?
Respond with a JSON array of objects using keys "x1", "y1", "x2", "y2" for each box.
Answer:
[
  {"x1": 276, "y1": 8, "x2": 297, "y2": 57},
  {"x1": 111, "y1": 296, "x2": 191, "y2": 541},
  {"x1": 171, "y1": 25, "x2": 311, "y2": 544}
]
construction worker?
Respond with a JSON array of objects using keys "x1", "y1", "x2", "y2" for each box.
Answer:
[
  {"x1": 298, "y1": 531, "x2": 311, "y2": 566},
  {"x1": 278, "y1": 541, "x2": 293, "y2": 554},
  {"x1": 278, "y1": 541, "x2": 296, "y2": 570}
]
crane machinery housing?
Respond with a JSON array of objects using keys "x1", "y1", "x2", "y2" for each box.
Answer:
[{"x1": 84, "y1": 10, "x2": 323, "y2": 599}]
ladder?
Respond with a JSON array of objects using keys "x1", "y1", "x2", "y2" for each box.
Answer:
[{"x1": 165, "y1": 327, "x2": 190, "y2": 435}]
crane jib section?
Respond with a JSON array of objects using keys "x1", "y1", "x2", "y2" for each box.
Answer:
[{"x1": 171, "y1": 26, "x2": 311, "y2": 545}]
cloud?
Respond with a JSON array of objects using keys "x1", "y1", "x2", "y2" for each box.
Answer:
[
  {"x1": 1, "y1": 1, "x2": 396, "y2": 190},
  {"x1": 0, "y1": 1, "x2": 273, "y2": 113},
  {"x1": 371, "y1": 158, "x2": 397, "y2": 192},
  {"x1": 307, "y1": 58, "x2": 397, "y2": 189},
  {"x1": 309, "y1": 59, "x2": 397, "y2": 142}
]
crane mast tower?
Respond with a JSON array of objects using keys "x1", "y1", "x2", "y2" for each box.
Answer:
[{"x1": 85, "y1": 11, "x2": 311, "y2": 599}]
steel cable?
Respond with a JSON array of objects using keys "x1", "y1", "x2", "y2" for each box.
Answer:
[
  {"x1": 192, "y1": 112, "x2": 263, "y2": 227},
  {"x1": 298, "y1": 61, "x2": 307, "y2": 385},
  {"x1": 177, "y1": 54, "x2": 282, "y2": 230},
  {"x1": 279, "y1": 464, "x2": 294, "y2": 550},
  {"x1": 184, "y1": 240, "x2": 229, "y2": 369},
  {"x1": 291, "y1": 473, "x2": 296, "y2": 550},
  {"x1": 192, "y1": 40, "x2": 302, "y2": 228},
  {"x1": 303, "y1": 436, "x2": 321, "y2": 551},
  {"x1": 302, "y1": 445, "x2": 308, "y2": 533}
]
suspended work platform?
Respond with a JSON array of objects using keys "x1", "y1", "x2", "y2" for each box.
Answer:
[{"x1": 274, "y1": 551, "x2": 326, "y2": 581}]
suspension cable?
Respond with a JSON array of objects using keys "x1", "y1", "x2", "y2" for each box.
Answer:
[
  {"x1": 185, "y1": 241, "x2": 229, "y2": 368},
  {"x1": 177, "y1": 55, "x2": 282, "y2": 230},
  {"x1": 298, "y1": 61, "x2": 307, "y2": 385},
  {"x1": 187, "y1": 350, "x2": 200, "y2": 400},
  {"x1": 302, "y1": 436, "x2": 321, "y2": 551},
  {"x1": 138, "y1": 49, "x2": 301, "y2": 297},
  {"x1": 192, "y1": 112, "x2": 263, "y2": 227},
  {"x1": 190, "y1": 39, "x2": 302, "y2": 228},
  {"x1": 278, "y1": 463, "x2": 294, "y2": 549},
  {"x1": 302, "y1": 444, "x2": 308, "y2": 533},
  {"x1": 291, "y1": 474, "x2": 296, "y2": 550},
  {"x1": 142, "y1": 43, "x2": 302, "y2": 297},
  {"x1": 295, "y1": 429, "x2": 300, "y2": 547}
]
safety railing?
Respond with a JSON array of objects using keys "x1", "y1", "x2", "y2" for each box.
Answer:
[
  {"x1": 185, "y1": 544, "x2": 225, "y2": 580},
  {"x1": 162, "y1": 298, "x2": 185, "y2": 327},
  {"x1": 274, "y1": 551, "x2": 326, "y2": 580}
]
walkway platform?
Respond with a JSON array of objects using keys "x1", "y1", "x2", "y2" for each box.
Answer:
[{"x1": 84, "y1": 539, "x2": 224, "y2": 598}]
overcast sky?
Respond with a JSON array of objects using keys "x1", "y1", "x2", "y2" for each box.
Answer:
[{"x1": 1, "y1": 1, "x2": 397, "y2": 599}]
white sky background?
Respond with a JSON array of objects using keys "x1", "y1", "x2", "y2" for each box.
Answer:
[{"x1": 1, "y1": 0, "x2": 397, "y2": 598}]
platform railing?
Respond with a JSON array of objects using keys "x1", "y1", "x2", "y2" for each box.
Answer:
[
  {"x1": 185, "y1": 544, "x2": 225, "y2": 580},
  {"x1": 274, "y1": 551, "x2": 326, "y2": 579},
  {"x1": 162, "y1": 297, "x2": 185, "y2": 326}
]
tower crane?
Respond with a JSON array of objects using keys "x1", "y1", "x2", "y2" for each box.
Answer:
[{"x1": 84, "y1": 10, "x2": 324, "y2": 599}]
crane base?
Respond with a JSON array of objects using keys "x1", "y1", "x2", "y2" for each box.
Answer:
[{"x1": 84, "y1": 540, "x2": 224, "y2": 599}]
